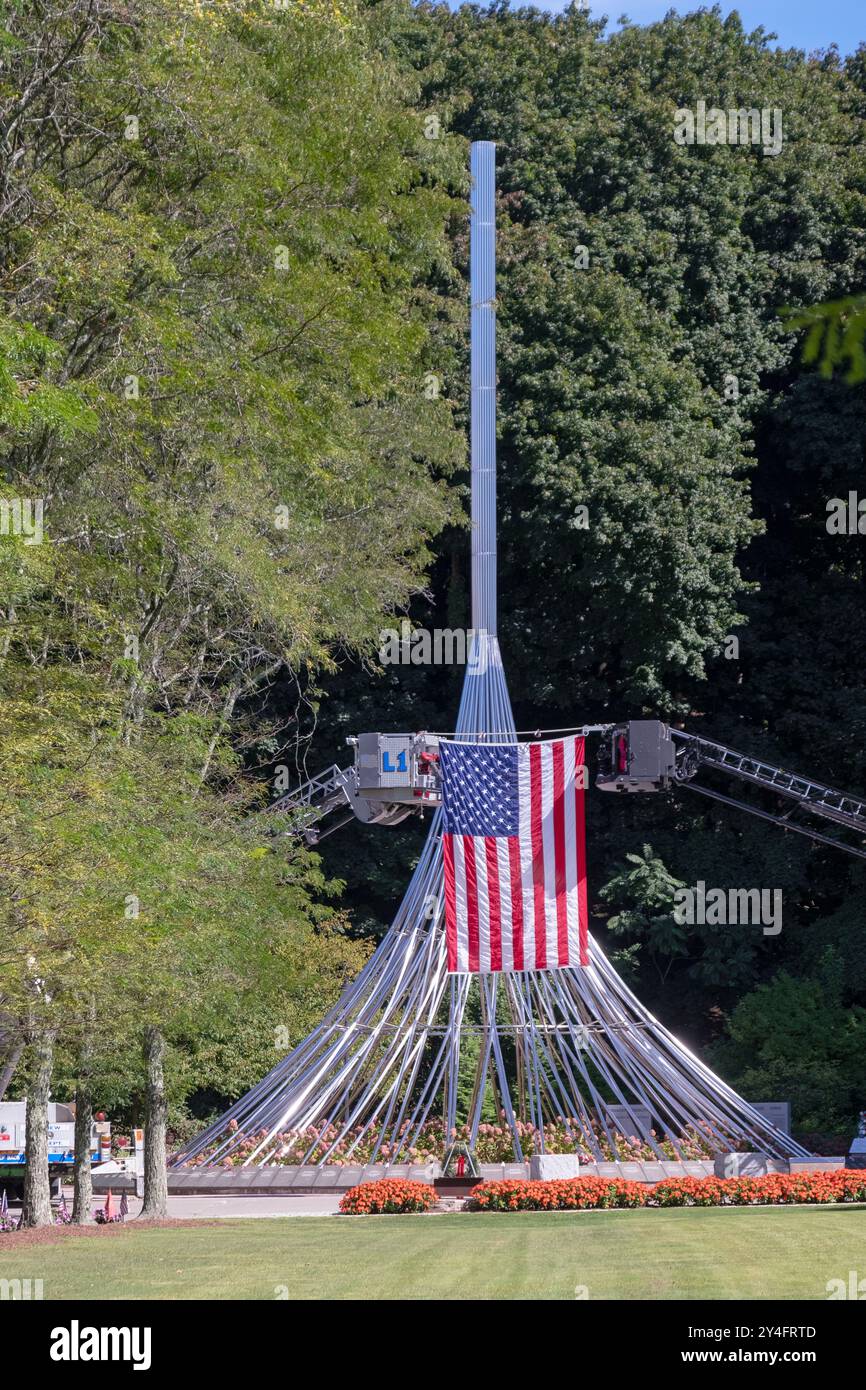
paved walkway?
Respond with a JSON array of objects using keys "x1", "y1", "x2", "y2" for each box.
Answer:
[
  {"x1": 158, "y1": 1194, "x2": 342, "y2": 1219},
  {"x1": 18, "y1": 1188, "x2": 345, "y2": 1221}
]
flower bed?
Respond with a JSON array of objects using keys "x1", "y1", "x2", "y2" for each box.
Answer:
[
  {"x1": 339, "y1": 1178, "x2": 437, "y2": 1215},
  {"x1": 469, "y1": 1171, "x2": 866, "y2": 1211},
  {"x1": 184, "y1": 1114, "x2": 724, "y2": 1167},
  {"x1": 470, "y1": 1178, "x2": 647, "y2": 1211}
]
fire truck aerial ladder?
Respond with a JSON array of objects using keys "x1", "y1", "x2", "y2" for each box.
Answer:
[
  {"x1": 595, "y1": 721, "x2": 866, "y2": 860},
  {"x1": 267, "y1": 721, "x2": 866, "y2": 862}
]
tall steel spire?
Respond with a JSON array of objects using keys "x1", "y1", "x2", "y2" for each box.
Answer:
[{"x1": 470, "y1": 141, "x2": 497, "y2": 638}]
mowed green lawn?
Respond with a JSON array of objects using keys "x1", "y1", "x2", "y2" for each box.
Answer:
[{"x1": 2, "y1": 1206, "x2": 863, "y2": 1300}]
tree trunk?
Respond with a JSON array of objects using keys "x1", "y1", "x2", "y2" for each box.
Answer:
[
  {"x1": 21, "y1": 1030, "x2": 54, "y2": 1228},
  {"x1": 72, "y1": 1066, "x2": 92, "y2": 1225},
  {"x1": 141, "y1": 1026, "x2": 167, "y2": 1219},
  {"x1": 0, "y1": 1038, "x2": 23, "y2": 1101}
]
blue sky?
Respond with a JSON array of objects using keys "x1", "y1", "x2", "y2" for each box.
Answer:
[{"x1": 540, "y1": 1, "x2": 864, "y2": 57}]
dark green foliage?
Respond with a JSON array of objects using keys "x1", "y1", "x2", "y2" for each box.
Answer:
[{"x1": 308, "y1": 3, "x2": 866, "y2": 1135}]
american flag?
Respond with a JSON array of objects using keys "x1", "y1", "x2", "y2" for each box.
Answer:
[{"x1": 440, "y1": 735, "x2": 589, "y2": 974}]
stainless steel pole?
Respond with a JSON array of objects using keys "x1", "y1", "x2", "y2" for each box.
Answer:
[{"x1": 470, "y1": 140, "x2": 497, "y2": 640}]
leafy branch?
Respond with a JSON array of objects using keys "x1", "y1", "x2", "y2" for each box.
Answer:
[{"x1": 781, "y1": 294, "x2": 866, "y2": 384}]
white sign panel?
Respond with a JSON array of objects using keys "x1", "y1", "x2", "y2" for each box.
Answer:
[
  {"x1": 48, "y1": 1123, "x2": 75, "y2": 1151},
  {"x1": 0, "y1": 1123, "x2": 22, "y2": 1152}
]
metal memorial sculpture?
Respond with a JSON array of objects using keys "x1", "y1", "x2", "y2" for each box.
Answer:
[{"x1": 175, "y1": 143, "x2": 810, "y2": 1172}]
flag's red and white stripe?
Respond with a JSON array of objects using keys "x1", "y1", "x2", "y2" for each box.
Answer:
[{"x1": 444, "y1": 735, "x2": 589, "y2": 973}]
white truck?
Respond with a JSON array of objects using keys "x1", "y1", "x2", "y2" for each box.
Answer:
[{"x1": 0, "y1": 1101, "x2": 107, "y2": 1199}]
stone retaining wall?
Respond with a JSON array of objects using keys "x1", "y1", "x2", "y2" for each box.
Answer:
[{"x1": 90, "y1": 1154, "x2": 845, "y2": 1195}]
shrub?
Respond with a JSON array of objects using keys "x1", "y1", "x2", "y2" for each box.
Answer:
[
  {"x1": 469, "y1": 1171, "x2": 866, "y2": 1211},
  {"x1": 339, "y1": 1179, "x2": 437, "y2": 1215},
  {"x1": 651, "y1": 1172, "x2": 866, "y2": 1207},
  {"x1": 470, "y1": 1178, "x2": 647, "y2": 1211}
]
